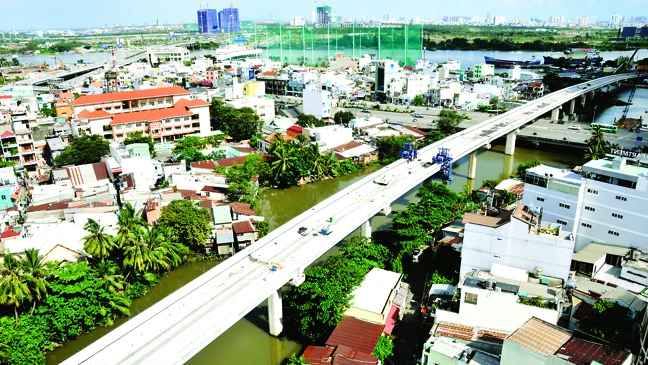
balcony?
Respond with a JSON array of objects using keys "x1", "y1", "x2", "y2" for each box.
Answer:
[
  {"x1": 17, "y1": 138, "x2": 33, "y2": 145},
  {"x1": 20, "y1": 147, "x2": 35, "y2": 154},
  {"x1": 22, "y1": 158, "x2": 37, "y2": 166}
]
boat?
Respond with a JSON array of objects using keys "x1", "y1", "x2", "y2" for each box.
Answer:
[
  {"x1": 543, "y1": 48, "x2": 602, "y2": 66},
  {"x1": 484, "y1": 56, "x2": 541, "y2": 67}
]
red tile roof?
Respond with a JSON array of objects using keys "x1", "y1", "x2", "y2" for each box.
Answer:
[
  {"x1": 265, "y1": 133, "x2": 294, "y2": 143},
  {"x1": 77, "y1": 109, "x2": 112, "y2": 120},
  {"x1": 229, "y1": 202, "x2": 256, "y2": 216},
  {"x1": 262, "y1": 71, "x2": 277, "y2": 76},
  {"x1": 332, "y1": 141, "x2": 364, "y2": 153},
  {"x1": 303, "y1": 346, "x2": 335, "y2": 365},
  {"x1": 70, "y1": 87, "x2": 190, "y2": 106},
  {"x1": 326, "y1": 317, "x2": 384, "y2": 355},
  {"x1": 215, "y1": 156, "x2": 247, "y2": 167},
  {"x1": 232, "y1": 220, "x2": 256, "y2": 234},
  {"x1": 404, "y1": 125, "x2": 427, "y2": 137},
  {"x1": 231, "y1": 146, "x2": 256, "y2": 154},
  {"x1": 436, "y1": 323, "x2": 474, "y2": 341},
  {"x1": 26, "y1": 200, "x2": 72, "y2": 213},
  {"x1": 0, "y1": 95, "x2": 12, "y2": 100},
  {"x1": 555, "y1": 338, "x2": 629, "y2": 365},
  {"x1": 1, "y1": 130, "x2": 15, "y2": 139},
  {"x1": 476, "y1": 329, "x2": 508, "y2": 344},
  {"x1": 288, "y1": 125, "x2": 302, "y2": 133},
  {"x1": 109, "y1": 107, "x2": 192, "y2": 125},
  {"x1": 0, "y1": 226, "x2": 21, "y2": 239},
  {"x1": 191, "y1": 160, "x2": 217, "y2": 170},
  {"x1": 174, "y1": 98, "x2": 210, "y2": 108}
]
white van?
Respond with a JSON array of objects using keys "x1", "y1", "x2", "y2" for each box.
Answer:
[{"x1": 568, "y1": 125, "x2": 581, "y2": 131}]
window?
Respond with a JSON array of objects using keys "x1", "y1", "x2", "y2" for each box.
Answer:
[
  {"x1": 587, "y1": 189, "x2": 599, "y2": 195},
  {"x1": 174, "y1": 117, "x2": 180, "y2": 123},
  {"x1": 616, "y1": 195, "x2": 627, "y2": 202},
  {"x1": 1, "y1": 195, "x2": 5, "y2": 200},
  {"x1": 608, "y1": 230, "x2": 620, "y2": 237},
  {"x1": 581, "y1": 223, "x2": 592, "y2": 228},
  {"x1": 157, "y1": 99, "x2": 163, "y2": 105},
  {"x1": 115, "y1": 125, "x2": 123, "y2": 130},
  {"x1": 464, "y1": 293, "x2": 478, "y2": 305},
  {"x1": 184, "y1": 116, "x2": 190, "y2": 121},
  {"x1": 585, "y1": 206, "x2": 595, "y2": 212},
  {"x1": 557, "y1": 219, "x2": 568, "y2": 226},
  {"x1": 536, "y1": 197, "x2": 545, "y2": 202},
  {"x1": 126, "y1": 124, "x2": 132, "y2": 129},
  {"x1": 612, "y1": 213, "x2": 624, "y2": 219},
  {"x1": 135, "y1": 123, "x2": 143, "y2": 127},
  {"x1": 559, "y1": 203, "x2": 571, "y2": 209},
  {"x1": 149, "y1": 101, "x2": 154, "y2": 107}
]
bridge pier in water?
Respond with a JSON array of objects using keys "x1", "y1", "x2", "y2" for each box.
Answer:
[
  {"x1": 268, "y1": 290, "x2": 283, "y2": 337},
  {"x1": 467, "y1": 151, "x2": 478, "y2": 180},
  {"x1": 505, "y1": 130, "x2": 518, "y2": 156}
]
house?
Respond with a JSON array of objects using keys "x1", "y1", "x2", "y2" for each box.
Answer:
[
  {"x1": 436, "y1": 265, "x2": 566, "y2": 333},
  {"x1": 212, "y1": 205, "x2": 233, "y2": 228},
  {"x1": 421, "y1": 337, "x2": 501, "y2": 365},
  {"x1": 213, "y1": 228, "x2": 235, "y2": 256},
  {"x1": 214, "y1": 156, "x2": 248, "y2": 168},
  {"x1": 325, "y1": 316, "x2": 384, "y2": 362},
  {"x1": 460, "y1": 204, "x2": 576, "y2": 281},
  {"x1": 331, "y1": 141, "x2": 378, "y2": 163},
  {"x1": 257, "y1": 133, "x2": 294, "y2": 153},
  {"x1": 190, "y1": 160, "x2": 218, "y2": 174},
  {"x1": 426, "y1": 321, "x2": 509, "y2": 356},
  {"x1": 345, "y1": 268, "x2": 405, "y2": 333},
  {"x1": 232, "y1": 220, "x2": 257, "y2": 248},
  {"x1": 229, "y1": 202, "x2": 257, "y2": 220},
  {"x1": 500, "y1": 317, "x2": 632, "y2": 365},
  {"x1": 303, "y1": 345, "x2": 378, "y2": 365},
  {"x1": 0, "y1": 186, "x2": 13, "y2": 210},
  {"x1": 145, "y1": 196, "x2": 162, "y2": 224}
]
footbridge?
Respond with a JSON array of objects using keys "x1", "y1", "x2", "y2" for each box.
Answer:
[{"x1": 61, "y1": 72, "x2": 646, "y2": 365}]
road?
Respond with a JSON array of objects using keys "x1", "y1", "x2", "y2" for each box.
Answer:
[{"x1": 61, "y1": 73, "x2": 646, "y2": 365}]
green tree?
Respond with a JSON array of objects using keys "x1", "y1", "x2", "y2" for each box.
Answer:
[
  {"x1": 0, "y1": 57, "x2": 8, "y2": 67},
  {"x1": 93, "y1": 260, "x2": 126, "y2": 295},
  {"x1": 373, "y1": 335, "x2": 395, "y2": 364},
  {"x1": 173, "y1": 136, "x2": 208, "y2": 163},
  {"x1": 0, "y1": 252, "x2": 35, "y2": 323},
  {"x1": 585, "y1": 126, "x2": 608, "y2": 161},
  {"x1": 516, "y1": 159, "x2": 541, "y2": 178},
  {"x1": 255, "y1": 220, "x2": 270, "y2": 239},
  {"x1": 39, "y1": 103, "x2": 57, "y2": 118},
  {"x1": 224, "y1": 154, "x2": 266, "y2": 205},
  {"x1": 429, "y1": 271, "x2": 453, "y2": 285},
  {"x1": 417, "y1": 129, "x2": 446, "y2": 148},
  {"x1": 158, "y1": 200, "x2": 213, "y2": 249},
  {"x1": 115, "y1": 202, "x2": 147, "y2": 250},
  {"x1": 333, "y1": 110, "x2": 355, "y2": 126},
  {"x1": 376, "y1": 135, "x2": 415, "y2": 162},
  {"x1": 0, "y1": 315, "x2": 51, "y2": 365},
  {"x1": 124, "y1": 131, "x2": 156, "y2": 157},
  {"x1": 83, "y1": 219, "x2": 115, "y2": 261},
  {"x1": 210, "y1": 100, "x2": 262, "y2": 140},
  {"x1": 20, "y1": 249, "x2": 49, "y2": 314},
  {"x1": 286, "y1": 354, "x2": 309, "y2": 365},
  {"x1": 11, "y1": 58, "x2": 20, "y2": 67},
  {"x1": 578, "y1": 300, "x2": 635, "y2": 352},
  {"x1": 411, "y1": 94, "x2": 425, "y2": 106},
  {"x1": 267, "y1": 137, "x2": 299, "y2": 186},
  {"x1": 54, "y1": 134, "x2": 110, "y2": 167},
  {"x1": 296, "y1": 114, "x2": 325, "y2": 128},
  {"x1": 435, "y1": 109, "x2": 469, "y2": 134}
]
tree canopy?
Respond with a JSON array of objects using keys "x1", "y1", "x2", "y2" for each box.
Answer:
[
  {"x1": 585, "y1": 126, "x2": 608, "y2": 161},
  {"x1": 435, "y1": 110, "x2": 470, "y2": 134},
  {"x1": 333, "y1": 111, "x2": 355, "y2": 127},
  {"x1": 296, "y1": 114, "x2": 326, "y2": 128},
  {"x1": 210, "y1": 100, "x2": 262, "y2": 140},
  {"x1": 158, "y1": 200, "x2": 213, "y2": 249},
  {"x1": 516, "y1": 159, "x2": 541, "y2": 178},
  {"x1": 578, "y1": 300, "x2": 636, "y2": 352},
  {"x1": 376, "y1": 135, "x2": 414, "y2": 162},
  {"x1": 54, "y1": 134, "x2": 110, "y2": 167},
  {"x1": 124, "y1": 131, "x2": 156, "y2": 157}
]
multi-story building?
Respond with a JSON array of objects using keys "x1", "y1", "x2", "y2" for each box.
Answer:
[
  {"x1": 622, "y1": 26, "x2": 648, "y2": 39},
  {"x1": 291, "y1": 17, "x2": 306, "y2": 26},
  {"x1": 473, "y1": 64, "x2": 495, "y2": 79},
  {"x1": 522, "y1": 157, "x2": 648, "y2": 252},
  {"x1": 303, "y1": 89, "x2": 332, "y2": 120},
  {"x1": 218, "y1": 7, "x2": 240, "y2": 33},
  {"x1": 404, "y1": 74, "x2": 430, "y2": 98},
  {"x1": 225, "y1": 97, "x2": 275, "y2": 123},
  {"x1": 316, "y1": 5, "x2": 332, "y2": 27},
  {"x1": 147, "y1": 46, "x2": 191, "y2": 66},
  {"x1": 610, "y1": 14, "x2": 623, "y2": 26},
  {"x1": 197, "y1": 9, "x2": 219, "y2": 34},
  {"x1": 13, "y1": 122, "x2": 38, "y2": 171},
  {"x1": 70, "y1": 87, "x2": 211, "y2": 142},
  {"x1": 375, "y1": 60, "x2": 399, "y2": 102}
]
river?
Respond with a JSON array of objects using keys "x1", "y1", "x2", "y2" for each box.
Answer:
[{"x1": 46, "y1": 143, "x2": 585, "y2": 365}]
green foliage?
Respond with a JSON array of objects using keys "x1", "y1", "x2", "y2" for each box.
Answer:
[
  {"x1": 158, "y1": 200, "x2": 212, "y2": 250},
  {"x1": 173, "y1": 136, "x2": 207, "y2": 163},
  {"x1": 417, "y1": 130, "x2": 446, "y2": 149},
  {"x1": 39, "y1": 103, "x2": 57, "y2": 118},
  {"x1": 83, "y1": 219, "x2": 115, "y2": 260},
  {"x1": 286, "y1": 354, "x2": 309, "y2": 365},
  {"x1": 411, "y1": 94, "x2": 425, "y2": 106},
  {"x1": 10, "y1": 58, "x2": 20, "y2": 67},
  {"x1": 224, "y1": 154, "x2": 266, "y2": 205},
  {"x1": 296, "y1": 114, "x2": 326, "y2": 128},
  {"x1": 585, "y1": 126, "x2": 608, "y2": 161},
  {"x1": 124, "y1": 131, "x2": 156, "y2": 157},
  {"x1": 372, "y1": 335, "x2": 395, "y2": 364},
  {"x1": 429, "y1": 271, "x2": 452, "y2": 286},
  {"x1": 333, "y1": 111, "x2": 355, "y2": 127},
  {"x1": 519, "y1": 296, "x2": 554, "y2": 309},
  {"x1": 435, "y1": 109, "x2": 469, "y2": 134},
  {"x1": 390, "y1": 182, "x2": 476, "y2": 272},
  {"x1": 54, "y1": 134, "x2": 110, "y2": 167},
  {"x1": 516, "y1": 159, "x2": 540, "y2": 178},
  {"x1": 210, "y1": 100, "x2": 262, "y2": 140},
  {"x1": 0, "y1": 161, "x2": 16, "y2": 168},
  {"x1": 481, "y1": 179, "x2": 501, "y2": 189},
  {"x1": 254, "y1": 220, "x2": 270, "y2": 239},
  {"x1": 376, "y1": 135, "x2": 415, "y2": 162},
  {"x1": 578, "y1": 300, "x2": 635, "y2": 352},
  {"x1": 0, "y1": 315, "x2": 51, "y2": 365},
  {"x1": 286, "y1": 236, "x2": 390, "y2": 342},
  {"x1": 265, "y1": 135, "x2": 339, "y2": 187}
]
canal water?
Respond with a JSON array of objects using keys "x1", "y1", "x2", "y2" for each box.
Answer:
[
  {"x1": 46, "y1": 143, "x2": 585, "y2": 365},
  {"x1": 594, "y1": 88, "x2": 648, "y2": 126}
]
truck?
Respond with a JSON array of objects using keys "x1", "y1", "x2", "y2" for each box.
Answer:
[{"x1": 320, "y1": 225, "x2": 333, "y2": 235}]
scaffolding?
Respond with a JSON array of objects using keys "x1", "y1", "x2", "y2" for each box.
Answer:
[
  {"x1": 400, "y1": 142, "x2": 418, "y2": 162},
  {"x1": 432, "y1": 148, "x2": 454, "y2": 184}
]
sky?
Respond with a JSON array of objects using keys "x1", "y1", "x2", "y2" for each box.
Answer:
[{"x1": 1, "y1": 0, "x2": 647, "y2": 30}]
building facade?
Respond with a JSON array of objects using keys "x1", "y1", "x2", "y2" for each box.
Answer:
[
  {"x1": 218, "y1": 8, "x2": 240, "y2": 33},
  {"x1": 197, "y1": 9, "x2": 219, "y2": 34},
  {"x1": 303, "y1": 89, "x2": 332, "y2": 120},
  {"x1": 316, "y1": 5, "x2": 332, "y2": 27},
  {"x1": 147, "y1": 47, "x2": 191, "y2": 66}
]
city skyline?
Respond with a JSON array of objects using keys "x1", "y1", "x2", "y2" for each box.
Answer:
[{"x1": 2, "y1": 0, "x2": 648, "y2": 30}]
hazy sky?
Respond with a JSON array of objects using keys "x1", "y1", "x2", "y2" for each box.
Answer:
[{"x1": 1, "y1": 0, "x2": 647, "y2": 30}]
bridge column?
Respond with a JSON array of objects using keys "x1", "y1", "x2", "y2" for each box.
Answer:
[
  {"x1": 268, "y1": 290, "x2": 283, "y2": 337},
  {"x1": 551, "y1": 107, "x2": 561, "y2": 122},
  {"x1": 505, "y1": 130, "x2": 518, "y2": 156},
  {"x1": 361, "y1": 219, "x2": 372, "y2": 238},
  {"x1": 569, "y1": 99, "x2": 576, "y2": 115},
  {"x1": 467, "y1": 151, "x2": 478, "y2": 180},
  {"x1": 581, "y1": 95, "x2": 586, "y2": 108}
]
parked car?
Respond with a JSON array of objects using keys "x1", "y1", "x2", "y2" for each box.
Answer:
[
  {"x1": 361, "y1": 108, "x2": 371, "y2": 113},
  {"x1": 298, "y1": 227, "x2": 309, "y2": 236},
  {"x1": 412, "y1": 248, "x2": 423, "y2": 263},
  {"x1": 568, "y1": 125, "x2": 581, "y2": 131},
  {"x1": 411, "y1": 112, "x2": 423, "y2": 118}
]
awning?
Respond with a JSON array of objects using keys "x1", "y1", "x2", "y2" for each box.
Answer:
[{"x1": 383, "y1": 306, "x2": 399, "y2": 335}]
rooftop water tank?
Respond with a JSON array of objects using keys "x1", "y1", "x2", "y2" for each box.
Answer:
[{"x1": 533, "y1": 266, "x2": 544, "y2": 279}]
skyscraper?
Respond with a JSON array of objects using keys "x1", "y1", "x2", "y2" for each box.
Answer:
[
  {"x1": 316, "y1": 5, "x2": 332, "y2": 27},
  {"x1": 218, "y1": 7, "x2": 240, "y2": 33},
  {"x1": 610, "y1": 14, "x2": 623, "y2": 26},
  {"x1": 197, "y1": 9, "x2": 219, "y2": 34}
]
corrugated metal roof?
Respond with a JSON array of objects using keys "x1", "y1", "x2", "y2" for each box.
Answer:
[
  {"x1": 572, "y1": 243, "x2": 629, "y2": 264},
  {"x1": 554, "y1": 338, "x2": 629, "y2": 365},
  {"x1": 505, "y1": 317, "x2": 571, "y2": 356},
  {"x1": 325, "y1": 317, "x2": 384, "y2": 355}
]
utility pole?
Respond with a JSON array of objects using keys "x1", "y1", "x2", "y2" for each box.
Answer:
[
  {"x1": 302, "y1": 25, "x2": 306, "y2": 64},
  {"x1": 279, "y1": 24, "x2": 283, "y2": 64}
]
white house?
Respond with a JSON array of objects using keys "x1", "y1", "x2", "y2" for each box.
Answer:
[
  {"x1": 460, "y1": 204, "x2": 576, "y2": 280},
  {"x1": 303, "y1": 89, "x2": 332, "y2": 120},
  {"x1": 225, "y1": 96, "x2": 275, "y2": 122},
  {"x1": 301, "y1": 125, "x2": 353, "y2": 151}
]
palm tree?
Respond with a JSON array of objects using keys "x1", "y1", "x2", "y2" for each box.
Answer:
[
  {"x1": 83, "y1": 219, "x2": 115, "y2": 260},
  {"x1": 115, "y1": 203, "x2": 146, "y2": 249},
  {"x1": 309, "y1": 143, "x2": 326, "y2": 179},
  {"x1": 586, "y1": 126, "x2": 607, "y2": 160},
  {"x1": 321, "y1": 152, "x2": 340, "y2": 178},
  {"x1": 269, "y1": 141, "x2": 297, "y2": 181},
  {"x1": 93, "y1": 260, "x2": 125, "y2": 295},
  {"x1": 122, "y1": 227, "x2": 157, "y2": 274},
  {"x1": 21, "y1": 248, "x2": 49, "y2": 314},
  {"x1": 21, "y1": 248, "x2": 45, "y2": 276},
  {"x1": 0, "y1": 251, "x2": 32, "y2": 323},
  {"x1": 0, "y1": 57, "x2": 7, "y2": 68}
]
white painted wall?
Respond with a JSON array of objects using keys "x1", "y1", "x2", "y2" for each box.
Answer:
[
  {"x1": 522, "y1": 183, "x2": 582, "y2": 237},
  {"x1": 120, "y1": 157, "x2": 157, "y2": 192},
  {"x1": 460, "y1": 218, "x2": 575, "y2": 280},
  {"x1": 303, "y1": 90, "x2": 331, "y2": 120}
]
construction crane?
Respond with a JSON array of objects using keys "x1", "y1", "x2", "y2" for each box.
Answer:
[
  {"x1": 38, "y1": 61, "x2": 47, "y2": 71},
  {"x1": 613, "y1": 48, "x2": 639, "y2": 75}
]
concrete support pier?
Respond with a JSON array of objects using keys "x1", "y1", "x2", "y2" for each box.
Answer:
[
  {"x1": 505, "y1": 130, "x2": 518, "y2": 156},
  {"x1": 551, "y1": 107, "x2": 561, "y2": 122},
  {"x1": 581, "y1": 95, "x2": 586, "y2": 108},
  {"x1": 569, "y1": 99, "x2": 576, "y2": 115},
  {"x1": 361, "y1": 219, "x2": 372, "y2": 238},
  {"x1": 268, "y1": 290, "x2": 283, "y2": 337},
  {"x1": 467, "y1": 151, "x2": 477, "y2": 180}
]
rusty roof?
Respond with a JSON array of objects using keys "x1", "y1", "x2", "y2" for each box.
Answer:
[
  {"x1": 76, "y1": 109, "x2": 112, "y2": 120},
  {"x1": 332, "y1": 345, "x2": 378, "y2": 365},
  {"x1": 232, "y1": 220, "x2": 256, "y2": 234},
  {"x1": 229, "y1": 202, "x2": 256, "y2": 216},
  {"x1": 325, "y1": 317, "x2": 384, "y2": 356},
  {"x1": 191, "y1": 160, "x2": 217, "y2": 170},
  {"x1": 215, "y1": 156, "x2": 247, "y2": 167},
  {"x1": 554, "y1": 337, "x2": 629, "y2": 365},
  {"x1": 70, "y1": 87, "x2": 189, "y2": 106},
  {"x1": 231, "y1": 146, "x2": 256, "y2": 154},
  {"x1": 331, "y1": 141, "x2": 364, "y2": 153},
  {"x1": 506, "y1": 317, "x2": 571, "y2": 356},
  {"x1": 303, "y1": 346, "x2": 335, "y2": 365}
]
